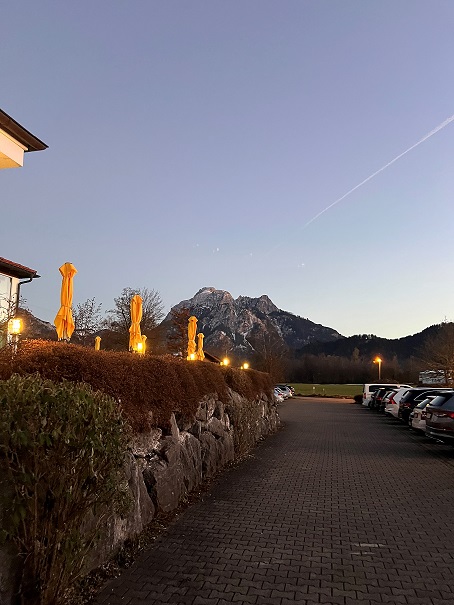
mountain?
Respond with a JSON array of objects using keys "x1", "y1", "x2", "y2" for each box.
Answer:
[
  {"x1": 163, "y1": 287, "x2": 343, "y2": 358},
  {"x1": 297, "y1": 324, "x2": 442, "y2": 362}
]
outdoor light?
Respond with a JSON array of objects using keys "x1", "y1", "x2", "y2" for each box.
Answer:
[
  {"x1": 241, "y1": 362, "x2": 250, "y2": 370},
  {"x1": 222, "y1": 358, "x2": 230, "y2": 366},
  {"x1": 189, "y1": 353, "x2": 196, "y2": 361},
  {"x1": 136, "y1": 341, "x2": 143, "y2": 353},
  {"x1": 373, "y1": 356, "x2": 382, "y2": 380},
  {"x1": 8, "y1": 318, "x2": 22, "y2": 335}
]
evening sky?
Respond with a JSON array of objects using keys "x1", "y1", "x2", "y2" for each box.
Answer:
[{"x1": 2, "y1": 1, "x2": 454, "y2": 338}]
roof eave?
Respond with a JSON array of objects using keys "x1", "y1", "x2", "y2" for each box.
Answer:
[{"x1": 0, "y1": 109, "x2": 48, "y2": 152}]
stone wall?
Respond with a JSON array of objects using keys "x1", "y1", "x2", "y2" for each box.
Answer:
[{"x1": 0, "y1": 387, "x2": 279, "y2": 604}]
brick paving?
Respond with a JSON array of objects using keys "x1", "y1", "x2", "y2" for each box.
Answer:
[{"x1": 96, "y1": 398, "x2": 454, "y2": 604}]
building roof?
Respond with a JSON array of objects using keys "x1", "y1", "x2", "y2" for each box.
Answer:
[
  {"x1": 0, "y1": 109, "x2": 47, "y2": 152},
  {"x1": 0, "y1": 257, "x2": 39, "y2": 279}
]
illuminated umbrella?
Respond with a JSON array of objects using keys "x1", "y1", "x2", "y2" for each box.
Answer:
[
  {"x1": 54, "y1": 262, "x2": 78, "y2": 341},
  {"x1": 129, "y1": 294, "x2": 143, "y2": 352},
  {"x1": 197, "y1": 333, "x2": 205, "y2": 361},
  {"x1": 187, "y1": 315, "x2": 197, "y2": 360},
  {"x1": 94, "y1": 336, "x2": 101, "y2": 350}
]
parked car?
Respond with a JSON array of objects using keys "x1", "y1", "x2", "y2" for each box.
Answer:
[
  {"x1": 384, "y1": 387, "x2": 412, "y2": 418},
  {"x1": 275, "y1": 384, "x2": 293, "y2": 398},
  {"x1": 273, "y1": 387, "x2": 285, "y2": 403},
  {"x1": 409, "y1": 396, "x2": 436, "y2": 433},
  {"x1": 362, "y1": 383, "x2": 411, "y2": 407},
  {"x1": 398, "y1": 388, "x2": 453, "y2": 423},
  {"x1": 425, "y1": 391, "x2": 454, "y2": 444},
  {"x1": 369, "y1": 387, "x2": 394, "y2": 412},
  {"x1": 378, "y1": 389, "x2": 398, "y2": 414}
]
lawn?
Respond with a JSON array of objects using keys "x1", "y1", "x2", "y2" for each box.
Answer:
[{"x1": 287, "y1": 383, "x2": 362, "y2": 398}]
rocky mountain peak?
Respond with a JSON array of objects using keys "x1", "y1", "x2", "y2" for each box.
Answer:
[
  {"x1": 236, "y1": 294, "x2": 279, "y2": 315},
  {"x1": 163, "y1": 287, "x2": 343, "y2": 358}
]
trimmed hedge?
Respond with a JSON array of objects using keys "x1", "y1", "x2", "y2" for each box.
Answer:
[{"x1": 0, "y1": 341, "x2": 273, "y2": 433}]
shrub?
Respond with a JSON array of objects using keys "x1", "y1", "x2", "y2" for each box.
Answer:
[
  {"x1": 0, "y1": 374, "x2": 130, "y2": 605},
  {"x1": 353, "y1": 394, "x2": 363, "y2": 404},
  {"x1": 0, "y1": 341, "x2": 272, "y2": 433}
]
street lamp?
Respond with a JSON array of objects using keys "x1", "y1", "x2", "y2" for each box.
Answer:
[{"x1": 374, "y1": 356, "x2": 382, "y2": 380}]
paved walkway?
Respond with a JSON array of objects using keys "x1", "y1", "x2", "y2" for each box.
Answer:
[{"x1": 96, "y1": 398, "x2": 454, "y2": 604}]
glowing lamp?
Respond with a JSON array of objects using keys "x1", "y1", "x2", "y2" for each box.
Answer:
[
  {"x1": 8, "y1": 318, "x2": 22, "y2": 335},
  {"x1": 373, "y1": 356, "x2": 382, "y2": 379},
  {"x1": 136, "y1": 341, "x2": 143, "y2": 353},
  {"x1": 242, "y1": 362, "x2": 249, "y2": 370}
]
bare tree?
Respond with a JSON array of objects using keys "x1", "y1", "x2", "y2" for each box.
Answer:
[
  {"x1": 73, "y1": 298, "x2": 103, "y2": 346},
  {"x1": 104, "y1": 287, "x2": 165, "y2": 339},
  {"x1": 249, "y1": 328, "x2": 289, "y2": 379},
  {"x1": 419, "y1": 322, "x2": 454, "y2": 386},
  {"x1": 166, "y1": 306, "x2": 191, "y2": 356},
  {"x1": 0, "y1": 293, "x2": 18, "y2": 350}
]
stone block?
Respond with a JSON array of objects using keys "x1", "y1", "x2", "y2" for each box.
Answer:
[{"x1": 207, "y1": 417, "x2": 227, "y2": 438}]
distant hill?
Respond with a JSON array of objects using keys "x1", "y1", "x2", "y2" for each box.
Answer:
[
  {"x1": 296, "y1": 324, "x2": 443, "y2": 361},
  {"x1": 17, "y1": 308, "x2": 56, "y2": 341}
]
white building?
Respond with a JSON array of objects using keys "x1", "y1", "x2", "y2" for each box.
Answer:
[{"x1": 1, "y1": 109, "x2": 46, "y2": 346}]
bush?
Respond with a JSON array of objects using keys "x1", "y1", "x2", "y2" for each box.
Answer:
[
  {"x1": 0, "y1": 374, "x2": 130, "y2": 605},
  {"x1": 0, "y1": 341, "x2": 272, "y2": 433},
  {"x1": 353, "y1": 394, "x2": 363, "y2": 404}
]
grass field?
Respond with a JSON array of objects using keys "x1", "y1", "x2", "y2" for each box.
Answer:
[{"x1": 287, "y1": 383, "x2": 362, "y2": 398}]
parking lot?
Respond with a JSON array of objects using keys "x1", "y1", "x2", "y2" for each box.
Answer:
[{"x1": 96, "y1": 397, "x2": 454, "y2": 604}]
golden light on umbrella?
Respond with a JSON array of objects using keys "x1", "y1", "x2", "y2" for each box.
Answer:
[
  {"x1": 196, "y1": 333, "x2": 205, "y2": 361},
  {"x1": 54, "y1": 262, "x2": 77, "y2": 341},
  {"x1": 129, "y1": 294, "x2": 143, "y2": 352},
  {"x1": 94, "y1": 336, "x2": 101, "y2": 350},
  {"x1": 187, "y1": 315, "x2": 197, "y2": 360}
]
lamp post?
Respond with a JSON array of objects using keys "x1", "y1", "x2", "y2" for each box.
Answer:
[{"x1": 374, "y1": 356, "x2": 382, "y2": 380}]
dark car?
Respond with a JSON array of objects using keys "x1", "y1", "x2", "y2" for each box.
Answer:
[
  {"x1": 425, "y1": 391, "x2": 454, "y2": 444},
  {"x1": 369, "y1": 387, "x2": 392, "y2": 412},
  {"x1": 398, "y1": 388, "x2": 453, "y2": 423}
]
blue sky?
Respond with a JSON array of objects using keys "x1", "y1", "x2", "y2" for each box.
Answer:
[{"x1": 2, "y1": 1, "x2": 454, "y2": 339}]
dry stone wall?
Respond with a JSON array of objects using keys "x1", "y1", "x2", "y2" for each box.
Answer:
[
  {"x1": 90, "y1": 387, "x2": 279, "y2": 567},
  {"x1": 0, "y1": 387, "x2": 279, "y2": 605}
]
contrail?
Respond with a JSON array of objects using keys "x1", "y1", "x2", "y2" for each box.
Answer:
[{"x1": 303, "y1": 113, "x2": 454, "y2": 229}]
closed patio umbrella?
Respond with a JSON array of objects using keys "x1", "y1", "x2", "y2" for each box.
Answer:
[
  {"x1": 129, "y1": 295, "x2": 143, "y2": 352},
  {"x1": 54, "y1": 262, "x2": 77, "y2": 341},
  {"x1": 187, "y1": 315, "x2": 197, "y2": 360},
  {"x1": 197, "y1": 333, "x2": 205, "y2": 361}
]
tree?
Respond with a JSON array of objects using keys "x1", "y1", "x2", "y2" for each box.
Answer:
[
  {"x1": 419, "y1": 322, "x2": 454, "y2": 386},
  {"x1": 104, "y1": 287, "x2": 165, "y2": 350},
  {"x1": 249, "y1": 329, "x2": 289, "y2": 379},
  {"x1": 73, "y1": 298, "x2": 103, "y2": 346},
  {"x1": 167, "y1": 306, "x2": 191, "y2": 356}
]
